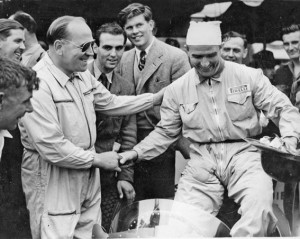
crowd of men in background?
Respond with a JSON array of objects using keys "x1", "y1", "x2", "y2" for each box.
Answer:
[{"x1": 0, "y1": 2, "x2": 299, "y2": 238}]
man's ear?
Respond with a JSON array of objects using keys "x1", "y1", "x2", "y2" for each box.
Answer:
[
  {"x1": 243, "y1": 48, "x2": 248, "y2": 59},
  {"x1": 53, "y1": 39, "x2": 64, "y2": 55},
  {"x1": 0, "y1": 92, "x2": 4, "y2": 110}
]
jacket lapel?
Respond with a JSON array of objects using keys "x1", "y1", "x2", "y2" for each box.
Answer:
[
  {"x1": 138, "y1": 39, "x2": 163, "y2": 94},
  {"x1": 110, "y1": 72, "x2": 121, "y2": 95},
  {"x1": 122, "y1": 49, "x2": 135, "y2": 85}
]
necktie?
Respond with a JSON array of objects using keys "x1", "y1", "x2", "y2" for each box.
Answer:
[
  {"x1": 99, "y1": 73, "x2": 108, "y2": 89},
  {"x1": 138, "y1": 50, "x2": 146, "y2": 71}
]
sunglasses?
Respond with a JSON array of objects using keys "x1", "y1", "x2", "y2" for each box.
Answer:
[{"x1": 62, "y1": 39, "x2": 95, "y2": 52}]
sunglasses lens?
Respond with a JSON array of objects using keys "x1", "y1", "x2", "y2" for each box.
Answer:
[{"x1": 82, "y1": 41, "x2": 94, "y2": 52}]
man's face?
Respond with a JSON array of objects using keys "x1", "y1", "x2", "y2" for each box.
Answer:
[
  {"x1": 0, "y1": 29, "x2": 25, "y2": 62},
  {"x1": 0, "y1": 85, "x2": 33, "y2": 130},
  {"x1": 96, "y1": 33, "x2": 125, "y2": 73},
  {"x1": 220, "y1": 37, "x2": 247, "y2": 64},
  {"x1": 188, "y1": 45, "x2": 221, "y2": 78},
  {"x1": 282, "y1": 31, "x2": 300, "y2": 60},
  {"x1": 123, "y1": 14, "x2": 154, "y2": 50},
  {"x1": 60, "y1": 21, "x2": 94, "y2": 76}
]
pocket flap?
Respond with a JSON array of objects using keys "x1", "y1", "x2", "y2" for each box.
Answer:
[
  {"x1": 181, "y1": 103, "x2": 198, "y2": 114},
  {"x1": 227, "y1": 92, "x2": 251, "y2": 105}
]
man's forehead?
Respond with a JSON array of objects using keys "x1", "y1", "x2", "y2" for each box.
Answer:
[
  {"x1": 188, "y1": 45, "x2": 220, "y2": 53},
  {"x1": 8, "y1": 29, "x2": 24, "y2": 38},
  {"x1": 283, "y1": 30, "x2": 300, "y2": 42},
  {"x1": 67, "y1": 21, "x2": 93, "y2": 41},
  {"x1": 99, "y1": 33, "x2": 124, "y2": 43},
  {"x1": 222, "y1": 37, "x2": 245, "y2": 48}
]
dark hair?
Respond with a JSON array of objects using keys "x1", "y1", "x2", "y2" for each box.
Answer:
[
  {"x1": 165, "y1": 38, "x2": 180, "y2": 48},
  {"x1": 222, "y1": 31, "x2": 247, "y2": 48},
  {"x1": 46, "y1": 16, "x2": 85, "y2": 45},
  {"x1": 0, "y1": 19, "x2": 24, "y2": 40},
  {"x1": 0, "y1": 57, "x2": 39, "y2": 92},
  {"x1": 95, "y1": 22, "x2": 127, "y2": 46},
  {"x1": 281, "y1": 23, "x2": 300, "y2": 37},
  {"x1": 117, "y1": 3, "x2": 152, "y2": 28},
  {"x1": 10, "y1": 11, "x2": 37, "y2": 34}
]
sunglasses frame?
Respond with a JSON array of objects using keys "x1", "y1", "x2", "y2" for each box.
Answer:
[{"x1": 62, "y1": 39, "x2": 95, "y2": 52}]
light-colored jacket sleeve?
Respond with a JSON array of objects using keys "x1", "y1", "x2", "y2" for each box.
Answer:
[
  {"x1": 92, "y1": 77, "x2": 154, "y2": 116},
  {"x1": 252, "y1": 69, "x2": 300, "y2": 140},
  {"x1": 134, "y1": 84, "x2": 182, "y2": 161},
  {"x1": 21, "y1": 82, "x2": 95, "y2": 169}
]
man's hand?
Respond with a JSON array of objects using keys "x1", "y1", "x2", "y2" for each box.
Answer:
[
  {"x1": 92, "y1": 152, "x2": 121, "y2": 172},
  {"x1": 117, "y1": 180, "x2": 135, "y2": 201},
  {"x1": 153, "y1": 87, "x2": 166, "y2": 105},
  {"x1": 119, "y1": 150, "x2": 138, "y2": 164},
  {"x1": 282, "y1": 136, "x2": 298, "y2": 153}
]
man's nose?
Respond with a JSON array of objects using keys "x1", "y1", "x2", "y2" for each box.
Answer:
[
  {"x1": 110, "y1": 48, "x2": 116, "y2": 56},
  {"x1": 228, "y1": 49, "x2": 234, "y2": 57},
  {"x1": 200, "y1": 57, "x2": 210, "y2": 67},
  {"x1": 85, "y1": 45, "x2": 94, "y2": 56},
  {"x1": 288, "y1": 43, "x2": 294, "y2": 51},
  {"x1": 132, "y1": 26, "x2": 139, "y2": 34},
  {"x1": 26, "y1": 101, "x2": 34, "y2": 113},
  {"x1": 20, "y1": 41, "x2": 25, "y2": 50}
]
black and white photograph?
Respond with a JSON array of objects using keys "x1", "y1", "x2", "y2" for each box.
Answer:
[{"x1": 0, "y1": 0, "x2": 300, "y2": 238}]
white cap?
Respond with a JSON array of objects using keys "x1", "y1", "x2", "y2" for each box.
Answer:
[{"x1": 186, "y1": 21, "x2": 222, "y2": 46}]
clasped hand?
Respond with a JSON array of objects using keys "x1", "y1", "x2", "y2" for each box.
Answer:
[
  {"x1": 118, "y1": 150, "x2": 138, "y2": 164},
  {"x1": 92, "y1": 151, "x2": 121, "y2": 172}
]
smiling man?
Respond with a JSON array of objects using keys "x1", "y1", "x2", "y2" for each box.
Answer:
[
  {"x1": 221, "y1": 31, "x2": 248, "y2": 64},
  {"x1": 88, "y1": 22, "x2": 136, "y2": 231},
  {"x1": 119, "y1": 21, "x2": 300, "y2": 237},
  {"x1": 19, "y1": 16, "x2": 165, "y2": 239},
  {"x1": 117, "y1": 3, "x2": 191, "y2": 202},
  {"x1": 0, "y1": 19, "x2": 25, "y2": 62}
]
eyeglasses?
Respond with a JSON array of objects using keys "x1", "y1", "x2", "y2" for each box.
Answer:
[{"x1": 62, "y1": 39, "x2": 95, "y2": 52}]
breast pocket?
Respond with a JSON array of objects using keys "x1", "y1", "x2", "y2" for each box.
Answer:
[
  {"x1": 226, "y1": 92, "x2": 254, "y2": 121},
  {"x1": 180, "y1": 102, "x2": 203, "y2": 129}
]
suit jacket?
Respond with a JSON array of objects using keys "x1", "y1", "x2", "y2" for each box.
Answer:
[
  {"x1": 118, "y1": 38, "x2": 191, "y2": 125},
  {"x1": 118, "y1": 38, "x2": 191, "y2": 158},
  {"x1": 88, "y1": 61, "x2": 137, "y2": 183}
]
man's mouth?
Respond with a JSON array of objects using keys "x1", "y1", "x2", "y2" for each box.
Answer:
[
  {"x1": 132, "y1": 35, "x2": 143, "y2": 41},
  {"x1": 14, "y1": 51, "x2": 22, "y2": 60}
]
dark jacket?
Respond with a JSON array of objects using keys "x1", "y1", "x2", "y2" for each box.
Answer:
[{"x1": 88, "y1": 61, "x2": 137, "y2": 183}]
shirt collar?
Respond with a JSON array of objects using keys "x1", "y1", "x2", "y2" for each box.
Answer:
[
  {"x1": 197, "y1": 58, "x2": 225, "y2": 84},
  {"x1": 0, "y1": 130, "x2": 12, "y2": 138},
  {"x1": 287, "y1": 61, "x2": 300, "y2": 79},
  {"x1": 93, "y1": 61, "x2": 113, "y2": 83},
  {"x1": 44, "y1": 53, "x2": 83, "y2": 87},
  {"x1": 135, "y1": 37, "x2": 155, "y2": 61}
]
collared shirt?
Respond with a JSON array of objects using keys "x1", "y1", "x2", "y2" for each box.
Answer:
[
  {"x1": 19, "y1": 53, "x2": 154, "y2": 169},
  {"x1": 135, "y1": 37, "x2": 155, "y2": 62},
  {"x1": 0, "y1": 130, "x2": 12, "y2": 161},
  {"x1": 93, "y1": 61, "x2": 113, "y2": 84},
  {"x1": 21, "y1": 43, "x2": 45, "y2": 68},
  {"x1": 134, "y1": 61, "x2": 300, "y2": 161}
]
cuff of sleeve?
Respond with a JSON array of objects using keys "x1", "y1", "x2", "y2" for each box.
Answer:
[
  {"x1": 282, "y1": 134, "x2": 299, "y2": 142},
  {"x1": 132, "y1": 148, "x2": 142, "y2": 163}
]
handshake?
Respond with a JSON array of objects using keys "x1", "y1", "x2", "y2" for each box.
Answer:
[{"x1": 92, "y1": 150, "x2": 138, "y2": 172}]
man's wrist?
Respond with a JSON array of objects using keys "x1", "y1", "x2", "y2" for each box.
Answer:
[{"x1": 132, "y1": 149, "x2": 139, "y2": 163}]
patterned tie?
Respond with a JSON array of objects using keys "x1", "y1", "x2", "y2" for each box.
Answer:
[
  {"x1": 138, "y1": 50, "x2": 146, "y2": 71},
  {"x1": 99, "y1": 73, "x2": 109, "y2": 89}
]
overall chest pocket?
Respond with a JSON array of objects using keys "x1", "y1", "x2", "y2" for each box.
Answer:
[
  {"x1": 226, "y1": 91, "x2": 254, "y2": 121},
  {"x1": 180, "y1": 102, "x2": 203, "y2": 129}
]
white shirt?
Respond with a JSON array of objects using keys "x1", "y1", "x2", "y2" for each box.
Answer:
[
  {"x1": 0, "y1": 130, "x2": 12, "y2": 161},
  {"x1": 135, "y1": 37, "x2": 155, "y2": 62},
  {"x1": 93, "y1": 61, "x2": 113, "y2": 87}
]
